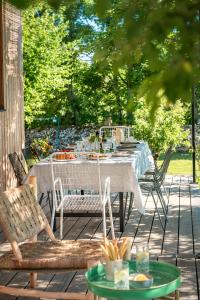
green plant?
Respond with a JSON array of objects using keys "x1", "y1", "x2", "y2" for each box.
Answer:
[
  {"x1": 30, "y1": 138, "x2": 53, "y2": 158},
  {"x1": 133, "y1": 99, "x2": 190, "y2": 160}
]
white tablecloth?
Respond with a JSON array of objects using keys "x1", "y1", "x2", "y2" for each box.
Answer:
[{"x1": 25, "y1": 142, "x2": 153, "y2": 214}]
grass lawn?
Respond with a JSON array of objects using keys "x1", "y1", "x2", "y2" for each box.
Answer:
[{"x1": 158, "y1": 152, "x2": 200, "y2": 176}]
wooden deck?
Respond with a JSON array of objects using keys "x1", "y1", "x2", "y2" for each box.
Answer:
[{"x1": 0, "y1": 175, "x2": 200, "y2": 299}]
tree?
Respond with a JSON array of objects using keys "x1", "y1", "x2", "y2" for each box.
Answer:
[
  {"x1": 23, "y1": 4, "x2": 70, "y2": 127},
  {"x1": 9, "y1": 0, "x2": 200, "y2": 113},
  {"x1": 133, "y1": 99, "x2": 189, "y2": 159}
]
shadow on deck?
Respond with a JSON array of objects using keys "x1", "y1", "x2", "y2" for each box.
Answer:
[{"x1": 0, "y1": 175, "x2": 199, "y2": 299}]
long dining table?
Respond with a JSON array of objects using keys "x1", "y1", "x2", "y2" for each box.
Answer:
[{"x1": 25, "y1": 142, "x2": 154, "y2": 232}]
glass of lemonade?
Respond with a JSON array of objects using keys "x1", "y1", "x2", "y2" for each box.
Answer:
[
  {"x1": 136, "y1": 243, "x2": 149, "y2": 274},
  {"x1": 114, "y1": 261, "x2": 129, "y2": 289}
]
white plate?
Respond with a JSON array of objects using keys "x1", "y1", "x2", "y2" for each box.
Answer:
[
  {"x1": 53, "y1": 158, "x2": 77, "y2": 162},
  {"x1": 87, "y1": 155, "x2": 110, "y2": 160},
  {"x1": 112, "y1": 152, "x2": 130, "y2": 157}
]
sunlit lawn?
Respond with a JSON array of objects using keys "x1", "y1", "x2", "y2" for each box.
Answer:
[{"x1": 158, "y1": 152, "x2": 200, "y2": 176}]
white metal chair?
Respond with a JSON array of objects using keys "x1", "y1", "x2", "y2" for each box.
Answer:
[
  {"x1": 139, "y1": 146, "x2": 173, "y2": 230},
  {"x1": 99, "y1": 126, "x2": 131, "y2": 144},
  {"x1": 50, "y1": 151, "x2": 115, "y2": 239}
]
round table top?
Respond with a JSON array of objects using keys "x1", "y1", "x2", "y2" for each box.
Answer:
[{"x1": 85, "y1": 260, "x2": 181, "y2": 300}]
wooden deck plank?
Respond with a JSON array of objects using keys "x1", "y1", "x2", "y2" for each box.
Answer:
[
  {"x1": 195, "y1": 258, "x2": 200, "y2": 300},
  {"x1": 177, "y1": 257, "x2": 198, "y2": 300},
  {"x1": 162, "y1": 183, "x2": 180, "y2": 254},
  {"x1": 0, "y1": 175, "x2": 199, "y2": 300},
  {"x1": 178, "y1": 184, "x2": 193, "y2": 255},
  {"x1": 190, "y1": 184, "x2": 200, "y2": 255}
]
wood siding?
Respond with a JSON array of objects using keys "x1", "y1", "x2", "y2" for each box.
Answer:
[
  {"x1": 0, "y1": 4, "x2": 4, "y2": 110},
  {"x1": 0, "y1": 2, "x2": 24, "y2": 191}
]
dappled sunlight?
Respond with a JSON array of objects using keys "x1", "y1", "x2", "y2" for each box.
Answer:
[{"x1": 0, "y1": 174, "x2": 199, "y2": 298}]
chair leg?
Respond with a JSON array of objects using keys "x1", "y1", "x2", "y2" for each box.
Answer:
[
  {"x1": 156, "y1": 187, "x2": 168, "y2": 217},
  {"x1": 107, "y1": 195, "x2": 115, "y2": 240},
  {"x1": 39, "y1": 193, "x2": 44, "y2": 205},
  {"x1": 49, "y1": 191, "x2": 53, "y2": 214},
  {"x1": 30, "y1": 272, "x2": 37, "y2": 288},
  {"x1": 162, "y1": 183, "x2": 170, "y2": 201},
  {"x1": 102, "y1": 201, "x2": 107, "y2": 239},
  {"x1": 119, "y1": 192, "x2": 124, "y2": 232},
  {"x1": 127, "y1": 192, "x2": 134, "y2": 220},
  {"x1": 60, "y1": 206, "x2": 64, "y2": 239},
  {"x1": 151, "y1": 191, "x2": 165, "y2": 231},
  {"x1": 51, "y1": 206, "x2": 56, "y2": 231}
]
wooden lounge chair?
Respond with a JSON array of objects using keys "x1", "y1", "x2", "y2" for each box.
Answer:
[
  {"x1": 0, "y1": 184, "x2": 103, "y2": 299},
  {"x1": 8, "y1": 152, "x2": 45, "y2": 205}
]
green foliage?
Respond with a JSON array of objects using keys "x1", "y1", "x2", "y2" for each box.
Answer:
[
  {"x1": 8, "y1": 0, "x2": 200, "y2": 113},
  {"x1": 93, "y1": 0, "x2": 200, "y2": 109},
  {"x1": 23, "y1": 4, "x2": 70, "y2": 127},
  {"x1": 132, "y1": 99, "x2": 190, "y2": 159},
  {"x1": 20, "y1": 0, "x2": 197, "y2": 159},
  {"x1": 30, "y1": 137, "x2": 53, "y2": 157}
]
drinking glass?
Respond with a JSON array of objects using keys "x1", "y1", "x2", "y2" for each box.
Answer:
[
  {"x1": 136, "y1": 243, "x2": 149, "y2": 274},
  {"x1": 114, "y1": 261, "x2": 129, "y2": 289},
  {"x1": 102, "y1": 143, "x2": 111, "y2": 153},
  {"x1": 75, "y1": 141, "x2": 83, "y2": 152}
]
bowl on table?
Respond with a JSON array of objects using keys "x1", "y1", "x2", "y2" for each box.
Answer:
[{"x1": 129, "y1": 273, "x2": 153, "y2": 288}]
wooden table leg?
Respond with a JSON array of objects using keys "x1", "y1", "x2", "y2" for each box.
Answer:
[
  {"x1": 175, "y1": 290, "x2": 180, "y2": 300},
  {"x1": 119, "y1": 192, "x2": 124, "y2": 232},
  {"x1": 156, "y1": 290, "x2": 180, "y2": 300}
]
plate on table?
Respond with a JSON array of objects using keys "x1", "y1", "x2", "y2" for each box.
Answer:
[
  {"x1": 53, "y1": 158, "x2": 77, "y2": 162},
  {"x1": 87, "y1": 154, "x2": 111, "y2": 160},
  {"x1": 119, "y1": 143, "x2": 138, "y2": 147},
  {"x1": 117, "y1": 145, "x2": 137, "y2": 150},
  {"x1": 112, "y1": 151, "x2": 131, "y2": 157},
  {"x1": 121, "y1": 141, "x2": 140, "y2": 145},
  {"x1": 53, "y1": 154, "x2": 77, "y2": 161}
]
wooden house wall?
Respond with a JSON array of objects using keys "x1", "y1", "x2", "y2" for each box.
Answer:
[{"x1": 0, "y1": 2, "x2": 24, "y2": 191}]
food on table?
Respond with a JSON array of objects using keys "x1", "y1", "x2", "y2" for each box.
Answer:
[
  {"x1": 112, "y1": 151, "x2": 130, "y2": 157},
  {"x1": 55, "y1": 153, "x2": 76, "y2": 160},
  {"x1": 65, "y1": 153, "x2": 76, "y2": 160},
  {"x1": 100, "y1": 237, "x2": 130, "y2": 261},
  {"x1": 134, "y1": 273, "x2": 150, "y2": 281},
  {"x1": 129, "y1": 273, "x2": 153, "y2": 288},
  {"x1": 55, "y1": 153, "x2": 65, "y2": 160},
  {"x1": 87, "y1": 153, "x2": 109, "y2": 160}
]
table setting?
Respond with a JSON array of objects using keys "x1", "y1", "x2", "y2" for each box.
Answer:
[{"x1": 25, "y1": 137, "x2": 154, "y2": 231}]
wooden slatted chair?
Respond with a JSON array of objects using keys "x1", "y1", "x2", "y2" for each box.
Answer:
[
  {"x1": 8, "y1": 152, "x2": 27, "y2": 185},
  {"x1": 0, "y1": 184, "x2": 103, "y2": 299},
  {"x1": 22, "y1": 147, "x2": 40, "y2": 170},
  {"x1": 8, "y1": 152, "x2": 45, "y2": 205}
]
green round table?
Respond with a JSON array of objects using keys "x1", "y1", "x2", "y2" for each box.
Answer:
[{"x1": 85, "y1": 260, "x2": 181, "y2": 300}]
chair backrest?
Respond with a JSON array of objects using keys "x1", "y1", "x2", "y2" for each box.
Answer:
[
  {"x1": 22, "y1": 147, "x2": 39, "y2": 169},
  {"x1": 8, "y1": 152, "x2": 27, "y2": 185},
  {"x1": 99, "y1": 126, "x2": 131, "y2": 143},
  {"x1": 157, "y1": 146, "x2": 173, "y2": 184},
  {"x1": 0, "y1": 184, "x2": 49, "y2": 244},
  {"x1": 50, "y1": 152, "x2": 103, "y2": 209}
]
